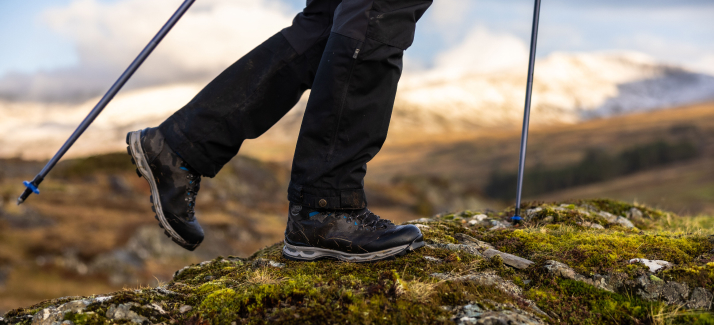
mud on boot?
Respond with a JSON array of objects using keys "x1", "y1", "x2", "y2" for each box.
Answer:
[
  {"x1": 283, "y1": 203, "x2": 424, "y2": 262},
  {"x1": 126, "y1": 127, "x2": 204, "y2": 251}
]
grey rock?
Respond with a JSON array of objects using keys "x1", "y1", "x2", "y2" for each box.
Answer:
[
  {"x1": 488, "y1": 220, "x2": 510, "y2": 231},
  {"x1": 635, "y1": 275, "x2": 689, "y2": 305},
  {"x1": 687, "y1": 287, "x2": 713, "y2": 310},
  {"x1": 627, "y1": 208, "x2": 645, "y2": 220},
  {"x1": 614, "y1": 216, "x2": 635, "y2": 228},
  {"x1": 525, "y1": 208, "x2": 543, "y2": 221},
  {"x1": 483, "y1": 249, "x2": 534, "y2": 270},
  {"x1": 179, "y1": 305, "x2": 193, "y2": 313},
  {"x1": 408, "y1": 218, "x2": 435, "y2": 223},
  {"x1": 454, "y1": 233, "x2": 495, "y2": 251},
  {"x1": 252, "y1": 258, "x2": 285, "y2": 268},
  {"x1": 597, "y1": 211, "x2": 618, "y2": 223},
  {"x1": 596, "y1": 211, "x2": 634, "y2": 228},
  {"x1": 427, "y1": 243, "x2": 484, "y2": 258},
  {"x1": 544, "y1": 260, "x2": 612, "y2": 292},
  {"x1": 432, "y1": 271, "x2": 522, "y2": 296},
  {"x1": 423, "y1": 256, "x2": 443, "y2": 263},
  {"x1": 32, "y1": 299, "x2": 93, "y2": 325},
  {"x1": 106, "y1": 303, "x2": 148, "y2": 324},
  {"x1": 452, "y1": 300, "x2": 544, "y2": 325},
  {"x1": 576, "y1": 221, "x2": 605, "y2": 229}
]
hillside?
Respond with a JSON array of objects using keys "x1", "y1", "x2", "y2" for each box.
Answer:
[
  {"x1": 3, "y1": 200, "x2": 714, "y2": 324},
  {"x1": 360, "y1": 101, "x2": 714, "y2": 216},
  {"x1": 2, "y1": 52, "x2": 713, "y2": 160}
]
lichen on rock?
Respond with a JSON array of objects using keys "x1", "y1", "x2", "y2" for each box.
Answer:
[{"x1": 3, "y1": 199, "x2": 714, "y2": 324}]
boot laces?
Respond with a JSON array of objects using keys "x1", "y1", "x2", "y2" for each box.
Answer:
[
  {"x1": 183, "y1": 162, "x2": 201, "y2": 216},
  {"x1": 348, "y1": 210, "x2": 394, "y2": 230}
]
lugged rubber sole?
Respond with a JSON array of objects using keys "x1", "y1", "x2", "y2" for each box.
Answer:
[
  {"x1": 126, "y1": 131, "x2": 200, "y2": 251},
  {"x1": 282, "y1": 235, "x2": 425, "y2": 262}
]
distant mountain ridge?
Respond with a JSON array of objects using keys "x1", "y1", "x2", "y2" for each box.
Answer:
[
  {"x1": 390, "y1": 51, "x2": 714, "y2": 132},
  {"x1": 1, "y1": 51, "x2": 713, "y2": 159}
]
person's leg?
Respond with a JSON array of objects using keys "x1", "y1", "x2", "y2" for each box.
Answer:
[
  {"x1": 283, "y1": 0, "x2": 432, "y2": 262},
  {"x1": 159, "y1": 0, "x2": 342, "y2": 177},
  {"x1": 127, "y1": 0, "x2": 342, "y2": 250},
  {"x1": 288, "y1": 0, "x2": 432, "y2": 209}
]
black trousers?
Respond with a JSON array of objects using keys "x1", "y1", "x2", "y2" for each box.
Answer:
[{"x1": 159, "y1": 0, "x2": 431, "y2": 210}]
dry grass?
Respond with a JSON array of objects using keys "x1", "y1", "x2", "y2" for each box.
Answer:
[{"x1": 246, "y1": 269, "x2": 284, "y2": 285}]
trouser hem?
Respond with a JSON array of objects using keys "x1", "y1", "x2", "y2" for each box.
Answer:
[
  {"x1": 159, "y1": 119, "x2": 222, "y2": 177},
  {"x1": 288, "y1": 184, "x2": 367, "y2": 210}
]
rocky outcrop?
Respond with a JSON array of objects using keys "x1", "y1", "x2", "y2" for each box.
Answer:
[{"x1": 3, "y1": 200, "x2": 713, "y2": 324}]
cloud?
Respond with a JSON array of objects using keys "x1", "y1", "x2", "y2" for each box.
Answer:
[
  {"x1": 429, "y1": 26, "x2": 529, "y2": 78},
  {"x1": 0, "y1": 0, "x2": 294, "y2": 102}
]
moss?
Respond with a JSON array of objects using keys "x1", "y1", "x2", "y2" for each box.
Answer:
[
  {"x1": 63, "y1": 311, "x2": 110, "y2": 325},
  {"x1": 5, "y1": 199, "x2": 714, "y2": 325}
]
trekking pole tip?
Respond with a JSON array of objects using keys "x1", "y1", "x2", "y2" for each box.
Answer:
[{"x1": 17, "y1": 181, "x2": 40, "y2": 205}]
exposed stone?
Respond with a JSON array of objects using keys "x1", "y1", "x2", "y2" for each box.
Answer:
[
  {"x1": 635, "y1": 275, "x2": 689, "y2": 304},
  {"x1": 423, "y1": 256, "x2": 443, "y2": 263},
  {"x1": 252, "y1": 258, "x2": 285, "y2": 268},
  {"x1": 454, "y1": 233, "x2": 494, "y2": 251},
  {"x1": 452, "y1": 300, "x2": 544, "y2": 325},
  {"x1": 596, "y1": 211, "x2": 634, "y2": 228},
  {"x1": 488, "y1": 220, "x2": 510, "y2": 231},
  {"x1": 179, "y1": 305, "x2": 193, "y2": 313},
  {"x1": 413, "y1": 224, "x2": 431, "y2": 229},
  {"x1": 427, "y1": 243, "x2": 484, "y2": 258},
  {"x1": 106, "y1": 303, "x2": 148, "y2": 324},
  {"x1": 525, "y1": 207, "x2": 543, "y2": 221},
  {"x1": 686, "y1": 287, "x2": 713, "y2": 310},
  {"x1": 408, "y1": 218, "x2": 434, "y2": 223},
  {"x1": 470, "y1": 214, "x2": 488, "y2": 223},
  {"x1": 431, "y1": 271, "x2": 522, "y2": 296},
  {"x1": 483, "y1": 249, "x2": 533, "y2": 270},
  {"x1": 544, "y1": 260, "x2": 612, "y2": 292},
  {"x1": 627, "y1": 208, "x2": 645, "y2": 220},
  {"x1": 31, "y1": 298, "x2": 106, "y2": 325},
  {"x1": 576, "y1": 221, "x2": 605, "y2": 229},
  {"x1": 629, "y1": 258, "x2": 672, "y2": 273}
]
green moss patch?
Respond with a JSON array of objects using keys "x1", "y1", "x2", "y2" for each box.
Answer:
[{"x1": 3, "y1": 199, "x2": 714, "y2": 325}]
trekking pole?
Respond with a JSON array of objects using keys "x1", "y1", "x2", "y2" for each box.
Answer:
[
  {"x1": 17, "y1": 0, "x2": 196, "y2": 205},
  {"x1": 512, "y1": 0, "x2": 542, "y2": 223}
]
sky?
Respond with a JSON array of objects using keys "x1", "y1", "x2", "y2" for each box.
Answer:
[{"x1": 1, "y1": 0, "x2": 713, "y2": 103}]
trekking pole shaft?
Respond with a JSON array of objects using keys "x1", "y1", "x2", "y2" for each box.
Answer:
[
  {"x1": 514, "y1": 0, "x2": 542, "y2": 219},
  {"x1": 17, "y1": 0, "x2": 196, "y2": 205}
]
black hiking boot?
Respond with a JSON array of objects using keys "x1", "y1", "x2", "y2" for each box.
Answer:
[
  {"x1": 282, "y1": 203, "x2": 425, "y2": 262},
  {"x1": 126, "y1": 127, "x2": 204, "y2": 251}
]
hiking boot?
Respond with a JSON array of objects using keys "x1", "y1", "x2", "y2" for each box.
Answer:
[
  {"x1": 282, "y1": 203, "x2": 424, "y2": 262},
  {"x1": 126, "y1": 127, "x2": 204, "y2": 251}
]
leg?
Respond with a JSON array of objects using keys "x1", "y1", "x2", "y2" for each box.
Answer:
[
  {"x1": 288, "y1": 0, "x2": 433, "y2": 209},
  {"x1": 283, "y1": 0, "x2": 433, "y2": 262},
  {"x1": 160, "y1": 0, "x2": 342, "y2": 177},
  {"x1": 127, "y1": 1, "x2": 343, "y2": 250}
]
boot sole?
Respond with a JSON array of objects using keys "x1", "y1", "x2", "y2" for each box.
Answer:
[
  {"x1": 282, "y1": 235, "x2": 425, "y2": 262},
  {"x1": 126, "y1": 131, "x2": 200, "y2": 251}
]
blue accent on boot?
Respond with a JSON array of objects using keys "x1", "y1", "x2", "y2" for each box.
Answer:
[
  {"x1": 309, "y1": 211, "x2": 319, "y2": 217},
  {"x1": 180, "y1": 167, "x2": 189, "y2": 171},
  {"x1": 23, "y1": 181, "x2": 40, "y2": 194}
]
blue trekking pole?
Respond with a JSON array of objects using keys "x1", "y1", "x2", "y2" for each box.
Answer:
[
  {"x1": 512, "y1": 0, "x2": 542, "y2": 223},
  {"x1": 17, "y1": 0, "x2": 196, "y2": 205}
]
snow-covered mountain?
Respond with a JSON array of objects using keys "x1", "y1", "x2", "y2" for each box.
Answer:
[
  {"x1": 1, "y1": 51, "x2": 713, "y2": 159},
  {"x1": 390, "y1": 51, "x2": 714, "y2": 132}
]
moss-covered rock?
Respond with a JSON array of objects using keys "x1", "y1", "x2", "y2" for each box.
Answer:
[{"x1": 3, "y1": 199, "x2": 714, "y2": 324}]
